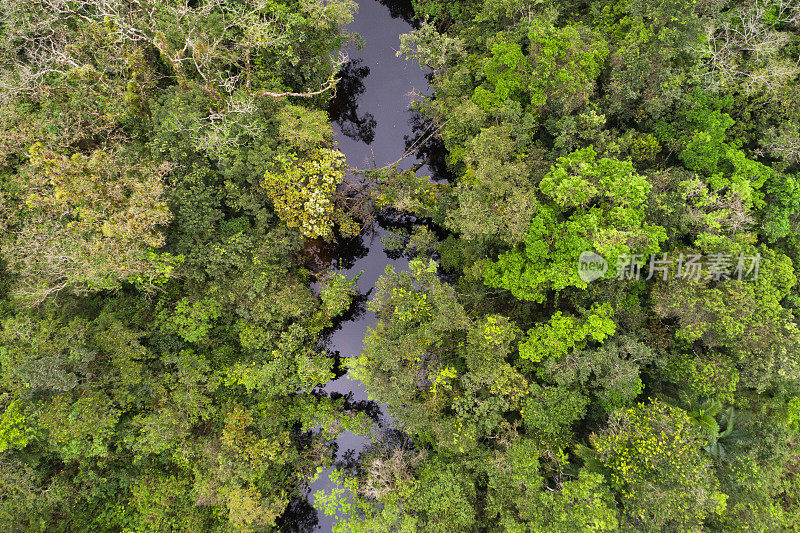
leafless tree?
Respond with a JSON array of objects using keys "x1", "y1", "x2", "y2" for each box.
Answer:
[
  {"x1": 692, "y1": 0, "x2": 800, "y2": 94},
  {"x1": 0, "y1": 0, "x2": 352, "y2": 126}
]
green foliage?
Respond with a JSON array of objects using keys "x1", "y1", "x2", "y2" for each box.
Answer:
[
  {"x1": 0, "y1": 0, "x2": 359, "y2": 529},
  {"x1": 129, "y1": 474, "x2": 204, "y2": 532},
  {"x1": 662, "y1": 351, "x2": 740, "y2": 404},
  {"x1": 167, "y1": 297, "x2": 222, "y2": 343},
  {"x1": 372, "y1": 168, "x2": 449, "y2": 220},
  {"x1": 318, "y1": 271, "x2": 360, "y2": 320},
  {"x1": 484, "y1": 148, "x2": 666, "y2": 302},
  {"x1": 653, "y1": 246, "x2": 800, "y2": 391},
  {"x1": 526, "y1": 20, "x2": 609, "y2": 112},
  {"x1": 523, "y1": 384, "x2": 588, "y2": 442},
  {"x1": 0, "y1": 400, "x2": 29, "y2": 453},
  {"x1": 472, "y1": 19, "x2": 607, "y2": 114},
  {"x1": 263, "y1": 148, "x2": 349, "y2": 239},
  {"x1": 519, "y1": 302, "x2": 616, "y2": 363},
  {"x1": 679, "y1": 109, "x2": 736, "y2": 176},
  {"x1": 588, "y1": 399, "x2": 728, "y2": 529},
  {"x1": 472, "y1": 41, "x2": 527, "y2": 110},
  {"x1": 539, "y1": 147, "x2": 650, "y2": 208},
  {"x1": 277, "y1": 105, "x2": 335, "y2": 151},
  {"x1": 525, "y1": 470, "x2": 619, "y2": 532},
  {"x1": 0, "y1": 144, "x2": 174, "y2": 304},
  {"x1": 373, "y1": 0, "x2": 800, "y2": 530},
  {"x1": 3, "y1": 0, "x2": 800, "y2": 530},
  {"x1": 349, "y1": 259, "x2": 474, "y2": 445}
]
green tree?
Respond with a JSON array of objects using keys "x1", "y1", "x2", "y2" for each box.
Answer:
[
  {"x1": 583, "y1": 399, "x2": 728, "y2": 529},
  {"x1": 263, "y1": 148, "x2": 359, "y2": 239},
  {"x1": 485, "y1": 147, "x2": 666, "y2": 302},
  {"x1": 0, "y1": 144, "x2": 176, "y2": 304}
]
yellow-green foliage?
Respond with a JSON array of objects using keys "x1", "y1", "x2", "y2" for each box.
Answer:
[
  {"x1": 263, "y1": 148, "x2": 348, "y2": 239},
  {"x1": 663, "y1": 352, "x2": 739, "y2": 404},
  {"x1": 519, "y1": 303, "x2": 616, "y2": 363},
  {"x1": 0, "y1": 400, "x2": 29, "y2": 453},
  {"x1": 0, "y1": 143, "x2": 176, "y2": 303},
  {"x1": 590, "y1": 399, "x2": 727, "y2": 528}
]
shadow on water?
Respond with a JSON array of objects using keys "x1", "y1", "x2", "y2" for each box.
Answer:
[
  {"x1": 276, "y1": 498, "x2": 319, "y2": 533},
  {"x1": 329, "y1": 59, "x2": 377, "y2": 145},
  {"x1": 302, "y1": 232, "x2": 370, "y2": 273},
  {"x1": 374, "y1": 0, "x2": 418, "y2": 27},
  {"x1": 279, "y1": 0, "x2": 436, "y2": 530},
  {"x1": 319, "y1": 292, "x2": 369, "y2": 380},
  {"x1": 321, "y1": 389, "x2": 386, "y2": 425},
  {"x1": 404, "y1": 112, "x2": 456, "y2": 182}
]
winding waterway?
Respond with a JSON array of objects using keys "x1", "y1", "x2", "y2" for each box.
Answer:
[{"x1": 281, "y1": 2, "x2": 431, "y2": 531}]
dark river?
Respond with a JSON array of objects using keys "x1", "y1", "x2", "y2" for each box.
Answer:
[{"x1": 278, "y1": 1, "x2": 430, "y2": 531}]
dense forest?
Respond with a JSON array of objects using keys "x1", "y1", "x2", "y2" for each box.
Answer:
[{"x1": 1, "y1": 0, "x2": 800, "y2": 531}]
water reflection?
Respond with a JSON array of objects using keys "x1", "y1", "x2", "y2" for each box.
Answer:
[
  {"x1": 277, "y1": 498, "x2": 319, "y2": 533},
  {"x1": 329, "y1": 59, "x2": 377, "y2": 145},
  {"x1": 302, "y1": 232, "x2": 370, "y2": 273},
  {"x1": 404, "y1": 111, "x2": 455, "y2": 181},
  {"x1": 334, "y1": 427, "x2": 420, "y2": 487},
  {"x1": 285, "y1": 0, "x2": 435, "y2": 528},
  {"x1": 319, "y1": 296, "x2": 369, "y2": 376},
  {"x1": 375, "y1": 0, "x2": 418, "y2": 26}
]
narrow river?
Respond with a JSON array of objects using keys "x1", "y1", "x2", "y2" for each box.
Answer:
[{"x1": 282, "y1": 1, "x2": 430, "y2": 531}]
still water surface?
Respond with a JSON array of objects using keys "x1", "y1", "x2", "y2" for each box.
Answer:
[{"x1": 280, "y1": 1, "x2": 430, "y2": 530}]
